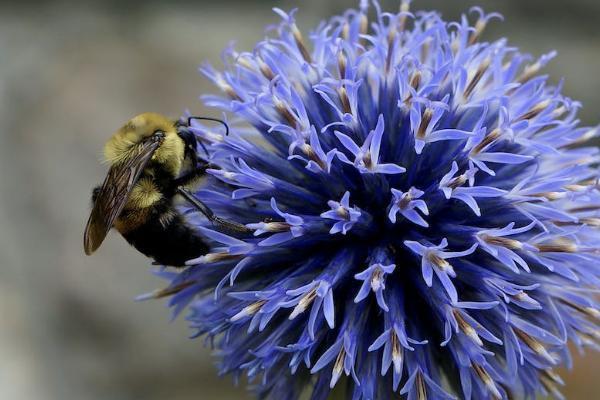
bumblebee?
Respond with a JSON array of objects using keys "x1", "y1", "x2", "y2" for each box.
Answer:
[{"x1": 83, "y1": 112, "x2": 247, "y2": 266}]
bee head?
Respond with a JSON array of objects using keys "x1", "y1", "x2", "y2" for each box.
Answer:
[
  {"x1": 104, "y1": 113, "x2": 185, "y2": 176},
  {"x1": 176, "y1": 126, "x2": 199, "y2": 167},
  {"x1": 175, "y1": 116, "x2": 231, "y2": 164}
]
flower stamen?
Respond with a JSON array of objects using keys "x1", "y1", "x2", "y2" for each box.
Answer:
[
  {"x1": 399, "y1": 192, "x2": 413, "y2": 209},
  {"x1": 216, "y1": 74, "x2": 241, "y2": 101},
  {"x1": 139, "y1": 281, "x2": 196, "y2": 300},
  {"x1": 472, "y1": 363, "x2": 502, "y2": 399},
  {"x1": 338, "y1": 86, "x2": 352, "y2": 114},
  {"x1": 540, "y1": 369, "x2": 564, "y2": 398},
  {"x1": 258, "y1": 58, "x2": 275, "y2": 80},
  {"x1": 544, "y1": 369, "x2": 563, "y2": 385},
  {"x1": 289, "y1": 287, "x2": 317, "y2": 320},
  {"x1": 561, "y1": 127, "x2": 599, "y2": 148},
  {"x1": 557, "y1": 217, "x2": 600, "y2": 228},
  {"x1": 471, "y1": 127, "x2": 501, "y2": 155},
  {"x1": 427, "y1": 252, "x2": 453, "y2": 274},
  {"x1": 578, "y1": 331, "x2": 600, "y2": 347},
  {"x1": 370, "y1": 267, "x2": 384, "y2": 292},
  {"x1": 420, "y1": 37, "x2": 431, "y2": 64},
  {"x1": 404, "y1": 71, "x2": 422, "y2": 105},
  {"x1": 231, "y1": 300, "x2": 267, "y2": 322},
  {"x1": 362, "y1": 151, "x2": 373, "y2": 170},
  {"x1": 512, "y1": 291, "x2": 536, "y2": 305},
  {"x1": 464, "y1": 57, "x2": 491, "y2": 98},
  {"x1": 560, "y1": 299, "x2": 600, "y2": 321},
  {"x1": 331, "y1": 347, "x2": 346, "y2": 387},
  {"x1": 236, "y1": 56, "x2": 254, "y2": 71},
  {"x1": 301, "y1": 143, "x2": 327, "y2": 170},
  {"x1": 338, "y1": 50, "x2": 347, "y2": 80},
  {"x1": 454, "y1": 309, "x2": 483, "y2": 346},
  {"x1": 535, "y1": 239, "x2": 577, "y2": 253},
  {"x1": 517, "y1": 59, "x2": 549, "y2": 85},
  {"x1": 469, "y1": 17, "x2": 487, "y2": 45},
  {"x1": 186, "y1": 252, "x2": 241, "y2": 265},
  {"x1": 417, "y1": 109, "x2": 433, "y2": 139},
  {"x1": 391, "y1": 331, "x2": 403, "y2": 373},
  {"x1": 398, "y1": 0, "x2": 411, "y2": 32},
  {"x1": 337, "y1": 206, "x2": 350, "y2": 219},
  {"x1": 531, "y1": 191, "x2": 567, "y2": 201},
  {"x1": 410, "y1": 70, "x2": 422, "y2": 91},
  {"x1": 291, "y1": 24, "x2": 312, "y2": 63},
  {"x1": 448, "y1": 174, "x2": 468, "y2": 189},
  {"x1": 266, "y1": 222, "x2": 293, "y2": 233},
  {"x1": 275, "y1": 99, "x2": 298, "y2": 128},
  {"x1": 359, "y1": 11, "x2": 368, "y2": 37},
  {"x1": 514, "y1": 328, "x2": 556, "y2": 364},
  {"x1": 480, "y1": 234, "x2": 523, "y2": 250},
  {"x1": 517, "y1": 99, "x2": 551, "y2": 121},
  {"x1": 416, "y1": 372, "x2": 427, "y2": 400}
]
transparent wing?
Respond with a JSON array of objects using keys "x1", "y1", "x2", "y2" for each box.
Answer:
[{"x1": 83, "y1": 139, "x2": 161, "y2": 255}]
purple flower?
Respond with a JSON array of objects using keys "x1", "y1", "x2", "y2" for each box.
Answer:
[
  {"x1": 388, "y1": 186, "x2": 429, "y2": 227},
  {"x1": 404, "y1": 238, "x2": 478, "y2": 303},
  {"x1": 353, "y1": 248, "x2": 396, "y2": 311},
  {"x1": 335, "y1": 114, "x2": 407, "y2": 174},
  {"x1": 320, "y1": 191, "x2": 362, "y2": 235},
  {"x1": 145, "y1": 2, "x2": 600, "y2": 399}
]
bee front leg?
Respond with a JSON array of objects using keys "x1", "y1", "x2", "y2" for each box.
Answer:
[
  {"x1": 176, "y1": 187, "x2": 251, "y2": 233},
  {"x1": 173, "y1": 161, "x2": 216, "y2": 189}
]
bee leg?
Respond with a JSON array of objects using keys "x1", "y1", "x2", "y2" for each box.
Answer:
[
  {"x1": 173, "y1": 162, "x2": 214, "y2": 188},
  {"x1": 176, "y1": 187, "x2": 251, "y2": 233},
  {"x1": 91, "y1": 186, "x2": 102, "y2": 203}
]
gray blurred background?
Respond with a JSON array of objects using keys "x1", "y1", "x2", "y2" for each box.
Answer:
[{"x1": 1, "y1": 1, "x2": 598, "y2": 399}]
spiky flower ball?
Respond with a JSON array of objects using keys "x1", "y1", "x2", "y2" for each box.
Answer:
[{"x1": 150, "y1": 2, "x2": 600, "y2": 399}]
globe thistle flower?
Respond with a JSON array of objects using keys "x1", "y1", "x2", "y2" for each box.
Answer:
[{"x1": 146, "y1": 2, "x2": 600, "y2": 399}]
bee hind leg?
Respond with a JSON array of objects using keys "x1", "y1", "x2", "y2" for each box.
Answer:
[{"x1": 176, "y1": 187, "x2": 251, "y2": 233}]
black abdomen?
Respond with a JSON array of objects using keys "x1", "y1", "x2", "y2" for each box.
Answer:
[{"x1": 122, "y1": 213, "x2": 209, "y2": 266}]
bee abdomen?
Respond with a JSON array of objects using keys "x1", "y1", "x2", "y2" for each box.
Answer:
[{"x1": 122, "y1": 212, "x2": 209, "y2": 266}]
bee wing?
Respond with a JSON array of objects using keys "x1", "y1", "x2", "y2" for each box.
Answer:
[{"x1": 83, "y1": 139, "x2": 161, "y2": 255}]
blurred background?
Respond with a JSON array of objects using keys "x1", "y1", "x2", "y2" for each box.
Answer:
[{"x1": 1, "y1": 0, "x2": 598, "y2": 399}]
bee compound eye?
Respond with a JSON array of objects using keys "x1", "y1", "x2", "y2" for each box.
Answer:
[{"x1": 152, "y1": 130, "x2": 166, "y2": 140}]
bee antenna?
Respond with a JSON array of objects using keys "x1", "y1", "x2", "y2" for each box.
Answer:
[{"x1": 187, "y1": 116, "x2": 230, "y2": 136}]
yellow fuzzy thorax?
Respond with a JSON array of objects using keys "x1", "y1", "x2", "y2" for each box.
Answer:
[
  {"x1": 103, "y1": 112, "x2": 185, "y2": 177},
  {"x1": 126, "y1": 177, "x2": 162, "y2": 209}
]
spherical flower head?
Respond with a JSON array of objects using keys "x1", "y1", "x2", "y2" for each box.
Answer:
[{"x1": 147, "y1": 2, "x2": 600, "y2": 399}]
